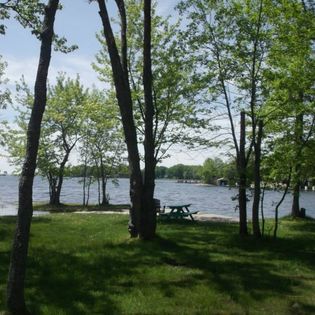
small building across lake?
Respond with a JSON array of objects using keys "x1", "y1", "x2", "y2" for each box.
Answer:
[{"x1": 217, "y1": 178, "x2": 228, "y2": 187}]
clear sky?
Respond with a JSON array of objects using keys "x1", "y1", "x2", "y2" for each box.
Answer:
[{"x1": 0, "y1": 0, "x2": 220, "y2": 173}]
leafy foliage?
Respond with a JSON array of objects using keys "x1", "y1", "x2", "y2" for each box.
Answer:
[
  {"x1": 93, "y1": 0, "x2": 212, "y2": 163},
  {"x1": 0, "y1": 0, "x2": 77, "y2": 52},
  {"x1": 262, "y1": 0, "x2": 315, "y2": 186},
  {"x1": 0, "y1": 55, "x2": 11, "y2": 110}
]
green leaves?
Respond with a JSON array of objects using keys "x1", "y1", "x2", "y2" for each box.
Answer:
[
  {"x1": 0, "y1": 0, "x2": 77, "y2": 52},
  {"x1": 94, "y1": 0, "x2": 211, "y2": 162},
  {"x1": 0, "y1": 55, "x2": 11, "y2": 109}
]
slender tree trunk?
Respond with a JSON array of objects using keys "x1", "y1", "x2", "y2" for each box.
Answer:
[
  {"x1": 6, "y1": 1, "x2": 59, "y2": 314},
  {"x1": 291, "y1": 114, "x2": 303, "y2": 218},
  {"x1": 141, "y1": 0, "x2": 156, "y2": 240},
  {"x1": 48, "y1": 152, "x2": 70, "y2": 205},
  {"x1": 275, "y1": 171, "x2": 291, "y2": 238},
  {"x1": 93, "y1": 157, "x2": 101, "y2": 205},
  {"x1": 261, "y1": 183, "x2": 266, "y2": 237},
  {"x1": 97, "y1": 0, "x2": 143, "y2": 237},
  {"x1": 291, "y1": 182, "x2": 301, "y2": 217},
  {"x1": 97, "y1": 177, "x2": 101, "y2": 206},
  {"x1": 48, "y1": 174, "x2": 58, "y2": 205},
  {"x1": 82, "y1": 156, "x2": 87, "y2": 206},
  {"x1": 86, "y1": 176, "x2": 92, "y2": 206},
  {"x1": 100, "y1": 157, "x2": 109, "y2": 205},
  {"x1": 47, "y1": 172, "x2": 57, "y2": 205},
  {"x1": 54, "y1": 152, "x2": 70, "y2": 205},
  {"x1": 252, "y1": 120, "x2": 263, "y2": 238},
  {"x1": 237, "y1": 111, "x2": 248, "y2": 236}
]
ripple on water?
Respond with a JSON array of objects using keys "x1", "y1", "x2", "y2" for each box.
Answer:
[{"x1": 0, "y1": 176, "x2": 314, "y2": 218}]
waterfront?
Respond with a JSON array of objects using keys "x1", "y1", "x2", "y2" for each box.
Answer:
[{"x1": 0, "y1": 176, "x2": 314, "y2": 218}]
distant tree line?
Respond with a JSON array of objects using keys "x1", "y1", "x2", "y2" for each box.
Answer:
[
  {"x1": 155, "y1": 160, "x2": 237, "y2": 184},
  {"x1": 63, "y1": 156, "x2": 315, "y2": 188},
  {"x1": 64, "y1": 163, "x2": 129, "y2": 179}
]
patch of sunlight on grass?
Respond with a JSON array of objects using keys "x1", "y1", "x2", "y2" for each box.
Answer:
[{"x1": 0, "y1": 214, "x2": 314, "y2": 314}]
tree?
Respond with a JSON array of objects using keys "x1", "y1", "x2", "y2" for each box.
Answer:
[
  {"x1": 178, "y1": 0, "x2": 273, "y2": 237},
  {"x1": 95, "y1": 0, "x2": 145, "y2": 238},
  {"x1": 167, "y1": 164, "x2": 202, "y2": 180},
  {"x1": 79, "y1": 89, "x2": 125, "y2": 206},
  {"x1": 0, "y1": 0, "x2": 76, "y2": 52},
  {"x1": 41, "y1": 74, "x2": 87, "y2": 205},
  {"x1": 94, "y1": 0, "x2": 210, "y2": 238},
  {"x1": 201, "y1": 158, "x2": 225, "y2": 184},
  {"x1": 5, "y1": 74, "x2": 88, "y2": 205},
  {"x1": 94, "y1": 0, "x2": 209, "y2": 164},
  {"x1": 263, "y1": 0, "x2": 315, "y2": 218},
  {"x1": 141, "y1": 0, "x2": 156, "y2": 238},
  {"x1": 6, "y1": 1, "x2": 60, "y2": 313}
]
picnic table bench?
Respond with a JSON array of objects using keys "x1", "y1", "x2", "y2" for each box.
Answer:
[{"x1": 159, "y1": 204, "x2": 198, "y2": 221}]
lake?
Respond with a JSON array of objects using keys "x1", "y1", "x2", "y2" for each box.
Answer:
[{"x1": 0, "y1": 176, "x2": 314, "y2": 218}]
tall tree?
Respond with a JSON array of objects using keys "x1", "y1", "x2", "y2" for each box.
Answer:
[
  {"x1": 263, "y1": 0, "x2": 315, "y2": 218},
  {"x1": 94, "y1": 0, "x2": 209, "y2": 164},
  {"x1": 4, "y1": 75, "x2": 87, "y2": 205},
  {"x1": 142, "y1": 0, "x2": 156, "y2": 237},
  {"x1": 6, "y1": 0, "x2": 58, "y2": 312},
  {"x1": 79, "y1": 89, "x2": 125, "y2": 206},
  {"x1": 96, "y1": 0, "x2": 144, "y2": 237},
  {"x1": 4, "y1": 0, "x2": 76, "y2": 313},
  {"x1": 42, "y1": 74, "x2": 87, "y2": 205},
  {"x1": 93, "y1": 0, "x2": 210, "y2": 237},
  {"x1": 178, "y1": 0, "x2": 272, "y2": 236}
]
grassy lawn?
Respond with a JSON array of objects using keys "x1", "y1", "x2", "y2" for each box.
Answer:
[
  {"x1": 0, "y1": 213, "x2": 314, "y2": 315},
  {"x1": 33, "y1": 203, "x2": 130, "y2": 213}
]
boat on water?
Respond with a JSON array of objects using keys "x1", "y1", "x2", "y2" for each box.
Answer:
[{"x1": 0, "y1": 171, "x2": 8, "y2": 176}]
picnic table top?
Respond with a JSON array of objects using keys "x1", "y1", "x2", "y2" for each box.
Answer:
[{"x1": 168, "y1": 204, "x2": 191, "y2": 209}]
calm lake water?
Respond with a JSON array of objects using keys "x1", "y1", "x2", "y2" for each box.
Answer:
[{"x1": 0, "y1": 176, "x2": 314, "y2": 218}]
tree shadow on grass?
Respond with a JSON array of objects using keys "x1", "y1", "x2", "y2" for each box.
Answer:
[
  {"x1": 0, "y1": 217, "x2": 314, "y2": 314},
  {"x1": 0, "y1": 252, "x2": 10, "y2": 309},
  {"x1": 155, "y1": 220, "x2": 315, "y2": 308},
  {"x1": 0, "y1": 216, "x2": 53, "y2": 244},
  {"x1": 284, "y1": 217, "x2": 315, "y2": 233},
  {"x1": 153, "y1": 236, "x2": 296, "y2": 302},
  {"x1": 159, "y1": 219, "x2": 315, "y2": 268},
  {"x1": 25, "y1": 249, "x2": 122, "y2": 315}
]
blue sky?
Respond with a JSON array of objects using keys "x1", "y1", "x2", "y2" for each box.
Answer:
[{"x1": 0, "y1": 0, "x2": 220, "y2": 172}]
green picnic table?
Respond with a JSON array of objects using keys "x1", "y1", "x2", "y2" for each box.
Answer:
[{"x1": 160, "y1": 204, "x2": 198, "y2": 221}]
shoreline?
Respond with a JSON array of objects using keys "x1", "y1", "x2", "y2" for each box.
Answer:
[{"x1": 67, "y1": 210, "x2": 239, "y2": 223}]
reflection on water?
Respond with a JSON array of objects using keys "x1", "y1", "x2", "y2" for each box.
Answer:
[{"x1": 0, "y1": 176, "x2": 314, "y2": 218}]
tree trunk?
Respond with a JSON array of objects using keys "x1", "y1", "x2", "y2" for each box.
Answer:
[
  {"x1": 54, "y1": 152, "x2": 70, "y2": 205},
  {"x1": 274, "y1": 171, "x2": 291, "y2": 238},
  {"x1": 291, "y1": 114, "x2": 304, "y2": 218},
  {"x1": 49, "y1": 187, "x2": 58, "y2": 205},
  {"x1": 141, "y1": 0, "x2": 156, "y2": 240},
  {"x1": 252, "y1": 120, "x2": 263, "y2": 238},
  {"x1": 86, "y1": 176, "x2": 92, "y2": 206},
  {"x1": 6, "y1": 1, "x2": 59, "y2": 314},
  {"x1": 291, "y1": 181, "x2": 301, "y2": 217},
  {"x1": 82, "y1": 156, "x2": 87, "y2": 206},
  {"x1": 47, "y1": 172, "x2": 57, "y2": 205},
  {"x1": 93, "y1": 156, "x2": 101, "y2": 205},
  {"x1": 100, "y1": 157, "x2": 109, "y2": 205},
  {"x1": 97, "y1": 0, "x2": 143, "y2": 237},
  {"x1": 237, "y1": 111, "x2": 248, "y2": 236},
  {"x1": 261, "y1": 183, "x2": 266, "y2": 237},
  {"x1": 48, "y1": 152, "x2": 69, "y2": 206}
]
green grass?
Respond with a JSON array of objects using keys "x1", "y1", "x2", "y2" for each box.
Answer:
[
  {"x1": 0, "y1": 214, "x2": 315, "y2": 315},
  {"x1": 33, "y1": 203, "x2": 130, "y2": 213}
]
